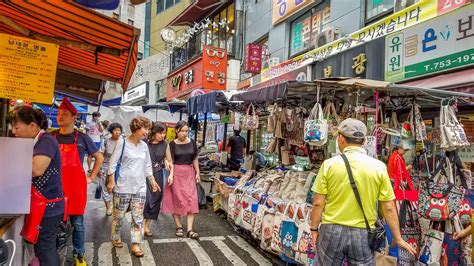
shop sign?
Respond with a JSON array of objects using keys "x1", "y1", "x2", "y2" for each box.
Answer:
[
  {"x1": 272, "y1": 0, "x2": 319, "y2": 25},
  {"x1": 385, "y1": 4, "x2": 474, "y2": 82},
  {"x1": 166, "y1": 60, "x2": 203, "y2": 101},
  {"x1": 261, "y1": 0, "x2": 470, "y2": 82},
  {"x1": 202, "y1": 45, "x2": 227, "y2": 90},
  {"x1": 249, "y1": 66, "x2": 310, "y2": 91},
  {"x1": 244, "y1": 43, "x2": 263, "y2": 74},
  {"x1": 0, "y1": 33, "x2": 58, "y2": 105},
  {"x1": 121, "y1": 82, "x2": 148, "y2": 104}
]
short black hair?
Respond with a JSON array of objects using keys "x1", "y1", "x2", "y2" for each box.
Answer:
[
  {"x1": 92, "y1": 111, "x2": 101, "y2": 118},
  {"x1": 342, "y1": 135, "x2": 365, "y2": 145},
  {"x1": 7, "y1": 106, "x2": 48, "y2": 130},
  {"x1": 108, "y1": 122, "x2": 123, "y2": 133},
  {"x1": 234, "y1": 129, "x2": 241, "y2": 135}
]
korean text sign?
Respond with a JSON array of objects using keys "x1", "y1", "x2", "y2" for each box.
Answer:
[
  {"x1": 272, "y1": 0, "x2": 317, "y2": 25},
  {"x1": 385, "y1": 4, "x2": 474, "y2": 82},
  {"x1": 0, "y1": 33, "x2": 58, "y2": 105},
  {"x1": 202, "y1": 45, "x2": 227, "y2": 91},
  {"x1": 245, "y1": 43, "x2": 263, "y2": 74}
]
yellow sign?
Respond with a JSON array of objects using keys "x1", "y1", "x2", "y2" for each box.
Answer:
[
  {"x1": 262, "y1": 0, "x2": 458, "y2": 82},
  {"x1": 272, "y1": 0, "x2": 316, "y2": 25},
  {"x1": 0, "y1": 33, "x2": 59, "y2": 105},
  {"x1": 352, "y1": 53, "x2": 367, "y2": 75}
]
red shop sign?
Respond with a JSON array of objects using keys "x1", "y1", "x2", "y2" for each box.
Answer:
[{"x1": 244, "y1": 43, "x2": 263, "y2": 74}]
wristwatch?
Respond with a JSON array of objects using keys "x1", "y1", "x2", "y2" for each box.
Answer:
[{"x1": 310, "y1": 227, "x2": 319, "y2": 232}]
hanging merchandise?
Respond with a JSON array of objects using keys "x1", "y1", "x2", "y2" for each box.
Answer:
[
  {"x1": 439, "y1": 104, "x2": 470, "y2": 151},
  {"x1": 280, "y1": 143, "x2": 292, "y2": 166},
  {"x1": 252, "y1": 196, "x2": 269, "y2": 239},
  {"x1": 323, "y1": 101, "x2": 340, "y2": 138},
  {"x1": 440, "y1": 233, "x2": 463, "y2": 265},
  {"x1": 267, "y1": 103, "x2": 278, "y2": 133},
  {"x1": 295, "y1": 209, "x2": 315, "y2": 266},
  {"x1": 265, "y1": 137, "x2": 278, "y2": 154},
  {"x1": 243, "y1": 103, "x2": 259, "y2": 130},
  {"x1": 280, "y1": 205, "x2": 300, "y2": 264},
  {"x1": 411, "y1": 103, "x2": 427, "y2": 141},
  {"x1": 271, "y1": 203, "x2": 292, "y2": 254},
  {"x1": 401, "y1": 121, "x2": 413, "y2": 139},
  {"x1": 304, "y1": 102, "x2": 328, "y2": 146},
  {"x1": 275, "y1": 106, "x2": 287, "y2": 139},
  {"x1": 398, "y1": 200, "x2": 421, "y2": 264},
  {"x1": 260, "y1": 204, "x2": 277, "y2": 252},
  {"x1": 387, "y1": 111, "x2": 402, "y2": 149},
  {"x1": 419, "y1": 229, "x2": 444, "y2": 264}
]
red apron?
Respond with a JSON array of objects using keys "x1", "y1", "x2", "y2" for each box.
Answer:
[{"x1": 57, "y1": 131, "x2": 87, "y2": 215}]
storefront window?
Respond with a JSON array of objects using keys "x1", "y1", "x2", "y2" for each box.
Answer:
[
  {"x1": 289, "y1": 5, "x2": 330, "y2": 57},
  {"x1": 365, "y1": 0, "x2": 394, "y2": 21}
]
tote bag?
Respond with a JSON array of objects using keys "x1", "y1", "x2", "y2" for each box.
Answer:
[
  {"x1": 252, "y1": 196, "x2": 269, "y2": 239},
  {"x1": 260, "y1": 204, "x2": 277, "y2": 252},
  {"x1": 271, "y1": 203, "x2": 292, "y2": 254},
  {"x1": 304, "y1": 103, "x2": 328, "y2": 146},
  {"x1": 280, "y1": 205, "x2": 300, "y2": 264},
  {"x1": 243, "y1": 103, "x2": 259, "y2": 130},
  {"x1": 419, "y1": 229, "x2": 444, "y2": 264},
  {"x1": 295, "y1": 208, "x2": 315, "y2": 266},
  {"x1": 440, "y1": 105, "x2": 470, "y2": 151}
]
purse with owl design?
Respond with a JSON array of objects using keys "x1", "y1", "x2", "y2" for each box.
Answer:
[
  {"x1": 280, "y1": 204, "x2": 301, "y2": 264},
  {"x1": 398, "y1": 200, "x2": 421, "y2": 264}
]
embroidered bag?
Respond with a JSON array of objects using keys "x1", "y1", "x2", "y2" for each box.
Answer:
[
  {"x1": 419, "y1": 229, "x2": 444, "y2": 264},
  {"x1": 243, "y1": 103, "x2": 259, "y2": 130},
  {"x1": 271, "y1": 203, "x2": 292, "y2": 254},
  {"x1": 280, "y1": 205, "x2": 300, "y2": 263},
  {"x1": 440, "y1": 104, "x2": 470, "y2": 151},
  {"x1": 295, "y1": 207, "x2": 314, "y2": 265},
  {"x1": 304, "y1": 103, "x2": 328, "y2": 146}
]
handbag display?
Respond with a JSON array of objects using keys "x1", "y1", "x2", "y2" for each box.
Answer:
[
  {"x1": 411, "y1": 104, "x2": 427, "y2": 141},
  {"x1": 341, "y1": 154, "x2": 386, "y2": 251},
  {"x1": 267, "y1": 103, "x2": 278, "y2": 133},
  {"x1": 304, "y1": 102, "x2": 328, "y2": 146},
  {"x1": 398, "y1": 200, "x2": 421, "y2": 264},
  {"x1": 271, "y1": 203, "x2": 292, "y2": 254},
  {"x1": 280, "y1": 205, "x2": 300, "y2": 264},
  {"x1": 295, "y1": 208, "x2": 315, "y2": 266},
  {"x1": 243, "y1": 103, "x2": 259, "y2": 130},
  {"x1": 323, "y1": 101, "x2": 340, "y2": 138},
  {"x1": 260, "y1": 204, "x2": 277, "y2": 252},
  {"x1": 418, "y1": 229, "x2": 444, "y2": 264},
  {"x1": 439, "y1": 104, "x2": 470, "y2": 151}
]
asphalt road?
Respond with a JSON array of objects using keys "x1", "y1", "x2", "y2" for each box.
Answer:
[{"x1": 61, "y1": 182, "x2": 283, "y2": 266}]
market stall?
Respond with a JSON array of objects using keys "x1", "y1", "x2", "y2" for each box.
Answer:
[{"x1": 211, "y1": 78, "x2": 474, "y2": 265}]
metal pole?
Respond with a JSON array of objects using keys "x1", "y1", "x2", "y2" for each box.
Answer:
[
  {"x1": 222, "y1": 108, "x2": 229, "y2": 151},
  {"x1": 1, "y1": 99, "x2": 8, "y2": 137},
  {"x1": 412, "y1": 99, "x2": 418, "y2": 171},
  {"x1": 202, "y1": 113, "x2": 208, "y2": 148},
  {"x1": 179, "y1": 110, "x2": 183, "y2": 121}
]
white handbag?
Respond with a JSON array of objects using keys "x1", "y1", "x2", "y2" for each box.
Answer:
[
  {"x1": 304, "y1": 103, "x2": 328, "y2": 146},
  {"x1": 295, "y1": 206, "x2": 314, "y2": 265},
  {"x1": 271, "y1": 203, "x2": 292, "y2": 254},
  {"x1": 440, "y1": 105, "x2": 470, "y2": 151}
]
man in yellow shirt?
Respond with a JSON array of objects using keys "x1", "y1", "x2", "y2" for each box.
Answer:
[{"x1": 310, "y1": 118, "x2": 416, "y2": 264}]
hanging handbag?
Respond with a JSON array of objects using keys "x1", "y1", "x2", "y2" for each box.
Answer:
[
  {"x1": 265, "y1": 137, "x2": 277, "y2": 154},
  {"x1": 271, "y1": 203, "x2": 292, "y2": 254},
  {"x1": 411, "y1": 104, "x2": 427, "y2": 141},
  {"x1": 243, "y1": 103, "x2": 259, "y2": 130},
  {"x1": 440, "y1": 105, "x2": 470, "y2": 151},
  {"x1": 267, "y1": 103, "x2": 278, "y2": 133},
  {"x1": 295, "y1": 208, "x2": 315, "y2": 266},
  {"x1": 398, "y1": 200, "x2": 421, "y2": 264},
  {"x1": 419, "y1": 229, "x2": 444, "y2": 264},
  {"x1": 304, "y1": 103, "x2": 328, "y2": 146},
  {"x1": 280, "y1": 205, "x2": 300, "y2": 264},
  {"x1": 341, "y1": 154, "x2": 386, "y2": 251},
  {"x1": 323, "y1": 101, "x2": 340, "y2": 139}
]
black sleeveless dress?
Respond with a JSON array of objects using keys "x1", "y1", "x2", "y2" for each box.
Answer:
[{"x1": 144, "y1": 141, "x2": 167, "y2": 220}]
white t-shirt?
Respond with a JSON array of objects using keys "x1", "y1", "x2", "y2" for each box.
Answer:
[{"x1": 86, "y1": 120, "x2": 101, "y2": 143}]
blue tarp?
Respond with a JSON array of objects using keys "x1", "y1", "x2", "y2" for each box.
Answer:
[
  {"x1": 73, "y1": 0, "x2": 120, "y2": 10},
  {"x1": 102, "y1": 97, "x2": 122, "y2": 107}
]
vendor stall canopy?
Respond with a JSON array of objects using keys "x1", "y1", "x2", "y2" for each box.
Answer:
[
  {"x1": 230, "y1": 78, "x2": 474, "y2": 110},
  {"x1": 0, "y1": 1, "x2": 139, "y2": 103}
]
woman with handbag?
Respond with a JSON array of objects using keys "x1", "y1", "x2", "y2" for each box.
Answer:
[
  {"x1": 99, "y1": 122, "x2": 123, "y2": 216},
  {"x1": 162, "y1": 121, "x2": 201, "y2": 239},
  {"x1": 107, "y1": 116, "x2": 160, "y2": 257},
  {"x1": 8, "y1": 106, "x2": 65, "y2": 265},
  {"x1": 143, "y1": 122, "x2": 173, "y2": 237}
]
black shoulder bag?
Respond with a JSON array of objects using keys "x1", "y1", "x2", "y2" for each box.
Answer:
[{"x1": 341, "y1": 154, "x2": 386, "y2": 251}]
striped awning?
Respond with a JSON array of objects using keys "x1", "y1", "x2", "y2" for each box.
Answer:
[{"x1": 0, "y1": 0, "x2": 139, "y2": 92}]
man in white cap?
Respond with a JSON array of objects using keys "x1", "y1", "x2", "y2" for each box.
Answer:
[{"x1": 310, "y1": 118, "x2": 416, "y2": 264}]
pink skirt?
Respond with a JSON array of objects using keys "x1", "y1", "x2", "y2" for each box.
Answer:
[{"x1": 162, "y1": 164, "x2": 199, "y2": 216}]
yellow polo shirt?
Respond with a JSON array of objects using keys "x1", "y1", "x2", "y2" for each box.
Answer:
[{"x1": 312, "y1": 146, "x2": 395, "y2": 229}]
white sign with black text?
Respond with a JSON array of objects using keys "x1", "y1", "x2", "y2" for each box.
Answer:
[{"x1": 121, "y1": 82, "x2": 148, "y2": 104}]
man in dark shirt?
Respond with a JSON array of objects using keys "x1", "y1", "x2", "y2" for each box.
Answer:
[
  {"x1": 55, "y1": 98, "x2": 103, "y2": 266},
  {"x1": 227, "y1": 129, "x2": 246, "y2": 169}
]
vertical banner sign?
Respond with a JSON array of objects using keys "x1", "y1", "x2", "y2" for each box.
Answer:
[
  {"x1": 385, "y1": 4, "x2": 474, "y2": 82},
  {"x1": 0, "y1": 33, "x2": 59, "y2": 105},
  {"x1": 202, "y1": 45, "x2": 227, "y2": 90},
  {"x1": 261, "y1": 0, "x2": 471, "y2": 82},
  {"x1": 244, "y1": 43, "x2": 263, "y2": 74}
]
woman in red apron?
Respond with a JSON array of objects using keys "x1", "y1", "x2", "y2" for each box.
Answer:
[{"x1": 8, "y1": 106, "x2": 65, "y2": 266}]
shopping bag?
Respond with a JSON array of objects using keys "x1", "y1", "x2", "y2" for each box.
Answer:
[
  {"x1": 304, "y1": 103, "x2": 328, "y2": 146},
  {"x1": 243, "y1": 103, "x2": 259, "y2": 130},
  {"x1": 440, "y1": 105, "x2": 470, "y2": 151},
  {"x1": 375, "y1": 239, "x2": 397, "y2": 266},
  {"x1": 236, "y1": 193, "x2": 254, "y2": 230},
  {"x1": 295, "y1": 208, "x2": 315, "y2": 265},
  {"x1": 271, "y1": 203, "x2": 292, "y2": 254},
  {"x1": 267, "y1": 103, "x2": 278, "y2": 133},
  {"x1": 323, "y1": 101, "x2": 340, "y2": 138},
  {"x1": 260, "y1": 205, "x2": 277, "y2": 252},
  {"x1": 440, "y1": 233, "x2": 463, "y2": 266},
  {"x1": 252, "y1": 195, "x2": 268, "y2": 239},
  {"x1": 419, "y1": 229, "x2": 444, "y2": 264},
  {"x1": 412, "y1": 104, "x2": 427, "y2": 141},
  {"x1": 398, "y1": 200, "x2": 421, "y2": 264},
  {"x1": 280, "y1": 205, "x2": 300, "y2": 263}
]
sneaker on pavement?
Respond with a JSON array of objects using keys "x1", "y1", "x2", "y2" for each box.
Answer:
[{"x1": 74, "y1": 255, "x2": 87, "y2": 266}]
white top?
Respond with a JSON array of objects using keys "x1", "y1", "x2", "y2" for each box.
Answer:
[
  {"x1": 100, "y1": 137, "x2": 119, "y2": 170},
  {"x1": 107, "y1": 138, "x2": 153, "y2": 194},
  {"x1": 86, "y1": 120, "x2": 101, "y2": 142}
]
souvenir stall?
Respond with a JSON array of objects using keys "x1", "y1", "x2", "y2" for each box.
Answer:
[{"x1": 212, "y1": 78, "x2": 474, "y2": 265}]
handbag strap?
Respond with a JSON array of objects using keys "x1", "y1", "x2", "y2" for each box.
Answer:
[
  {"x1": 115, "y1": 136, "x2": 126, "y2": 183},
  {"x1": 341, "y1": 154, "x2": 371, "y2": 231}
]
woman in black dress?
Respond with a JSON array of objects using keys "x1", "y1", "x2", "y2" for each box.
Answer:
[{"x1": 144, "y1": 122, "x2": 173, "y2": 236}]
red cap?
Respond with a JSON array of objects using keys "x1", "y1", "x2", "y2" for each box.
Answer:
[{"x1": 59, "y1": 97, "x2": 78, "y2": 115}]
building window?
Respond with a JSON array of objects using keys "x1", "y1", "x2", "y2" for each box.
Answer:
[
  {"x1": 112, "y1": 12, "x2": 119, "y2": 20},
  {"x1": 289, "y1": 5, "x2": 330, "y2": 57},
  {"x1": 156, "y1": 0, "x2": 180, "y2": 14},
  {"x1": 128, "y1": 19, "x2": 134, "y2": 26},
  {"x1": 365, "y1": 0, "x2": 394, "y2": 21}
]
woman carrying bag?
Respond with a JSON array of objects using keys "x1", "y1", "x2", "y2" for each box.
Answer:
[
  {"x1": 8, "y1": 106, "x2": 65, "y2": 265},
  {"x1": 162, "y1": 121, "x2": 201, "y2": 239},
  {"x1": 107, "y1": 116, "x2": 160, "y2": 257},
  {"x1": 143, "y1": 122, "x2": 173, "y2": 237}
]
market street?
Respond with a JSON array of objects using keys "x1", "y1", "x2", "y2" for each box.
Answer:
[{"x1": 62, "y1": 182, "x2": 279, "y2": 266}]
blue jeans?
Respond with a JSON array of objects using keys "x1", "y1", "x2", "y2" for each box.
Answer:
[{"x1": 70, "y1": 215, "x2": 85, "y2": 257}]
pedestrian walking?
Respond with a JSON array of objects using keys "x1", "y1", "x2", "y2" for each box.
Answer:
[
  {"x1": 310, "y1": 118, "x2": 416, "y2": 265},
  {"x1": 99, "y1": 122, "x2": 123, "y2": 216},
  {"x1": 55, "y1": 98, "x2": 104, "y2": 266},
  {"x1": 143, "y1": 122, "x2": 174, "y2": 237},
  {"x1": 86, "y1": 111, "x2": 103, "y2": 171},
  {"x1": 8, "y1": 106, "x2": 65, "y2": 266},
  {"x1": 227, "y1": 128, "x2": 246, "y2": 170},
  {"x1": 162, "y1": 121, "x2": 201, "y2": 239},
  {"x1": 107, "y1": 116, "x2": 159, "y2": 257}
]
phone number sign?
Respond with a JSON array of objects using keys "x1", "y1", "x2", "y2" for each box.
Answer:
[{"x1": 385, "y1": 4, "x2": 474, "y2": 82}]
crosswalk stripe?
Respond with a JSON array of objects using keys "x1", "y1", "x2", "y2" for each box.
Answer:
[
  {"x1": 209, "y1": 239, "x2": 246, "y2": 265},
  {"x1": 97, "y1": 242, "x2": 113, "y2": 266},
  {"x1": 84, "y1": 242, "x2": 94, "y2": 265},
  {"x1": 140, "y1": 240, "x2": 156, "y2": 266},
  {"x1": 116, "y1": 243, "x2": 132, "y2": 265},
  {"x1": 228, "y1": 235, "x2": 272, "y2": 266},
  {"x1": 153, "y1": 238, "x2": 214, "y2": 265}
]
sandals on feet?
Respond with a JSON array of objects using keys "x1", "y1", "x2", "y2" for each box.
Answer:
[
  {"x1": 144, "y1": 231, "x2": 153, "y2": 237},
  {"x1": 131, "y1": 247, "x2": 144, "y2": 257},
  {"x1": 112, "y1": 239, "x2": 123, "y2": 248},
  {"x1": 187, "y1": 230, "x2": 199, "y2": 240},
  {"x1": 175, "y1": 227, "x2": 184, "y2": 237}
]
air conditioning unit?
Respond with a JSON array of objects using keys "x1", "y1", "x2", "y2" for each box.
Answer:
[
  {"x1": 316, "y1": 27, "x2": 341, "y2": 48},
  {"x1": 394, "y1": 0, "x2": 419, "y2": 12},
  {"x1": 263, "y1": 57, "x2": 280, "y2": 68}
]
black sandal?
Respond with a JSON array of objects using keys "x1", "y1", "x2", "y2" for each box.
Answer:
[
  {"x1": 175, "y1": 227, "x2": 184, "y2": 237},
  {"x1": 187, "y1": 230, "x2": 199, "y2": 240}
]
